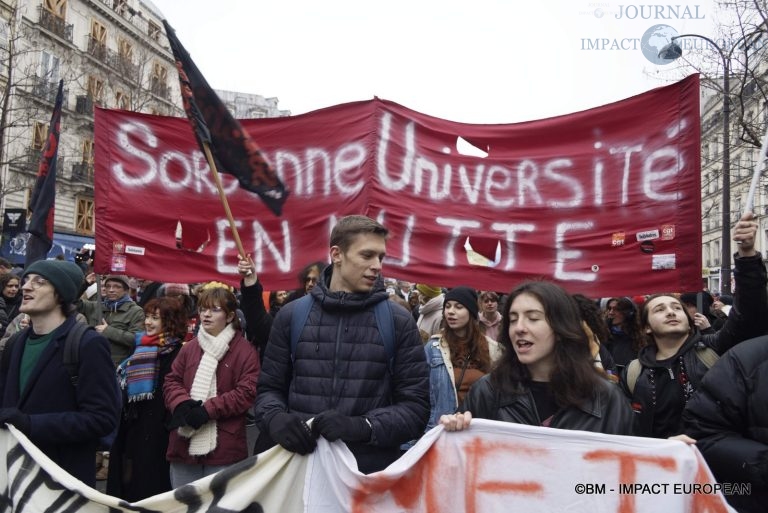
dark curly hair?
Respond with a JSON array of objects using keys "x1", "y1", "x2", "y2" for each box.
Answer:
[{"x1": 143, "y1": 297, "x2": 188, "y2": 340}]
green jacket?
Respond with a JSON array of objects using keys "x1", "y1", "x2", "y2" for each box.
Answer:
[{"x1": 78, "y1": 299, "x2": 145, "y2": 365}]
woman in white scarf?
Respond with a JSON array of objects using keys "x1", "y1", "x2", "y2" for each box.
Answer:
[{"x1": 164, "y1": 283, "x2": 261, "y2": 488}]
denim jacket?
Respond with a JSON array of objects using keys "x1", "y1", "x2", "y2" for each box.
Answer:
[
  {"x1": 425, "y1": 334, "x2": 503, "y2": 432},
  {"x1": 426, "y1": 336, "x2": 457, "y2": 432}
]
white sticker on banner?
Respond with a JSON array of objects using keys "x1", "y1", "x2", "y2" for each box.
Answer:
[
  {"x1": 125, "y1": 246, "x2": 145, "y2": 256},
  {"x1": 636, "y1": 229, "x2": 660, "y2": 242},
  {"x1": 652, "y1": 254, "x2": 676, "y2": 270}
]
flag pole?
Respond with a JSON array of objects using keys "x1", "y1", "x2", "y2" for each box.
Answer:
[{"x1": 201, "y1": 141, "x2": 247, "y2": 259}]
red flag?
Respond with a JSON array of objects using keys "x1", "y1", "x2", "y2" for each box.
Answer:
[
  {"x1": 25, "y1": 79, "x2": 63, "y2": 266},
  {"x1": 162, "y1": 20, "x2": 289, "y2": 216}
]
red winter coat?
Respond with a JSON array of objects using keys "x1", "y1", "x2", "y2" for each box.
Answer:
[{"x1": 164, "y1": 329, "x2": 260, "y2": 465}]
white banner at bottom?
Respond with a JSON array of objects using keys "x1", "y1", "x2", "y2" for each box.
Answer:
[{"x1": 0, "y1": 420, "x2": 738, "y2": 512}]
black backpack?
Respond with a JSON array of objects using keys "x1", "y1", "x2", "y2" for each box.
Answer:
[{"x1": 1, "y1": 321, "x2": 91, "y2": 387}]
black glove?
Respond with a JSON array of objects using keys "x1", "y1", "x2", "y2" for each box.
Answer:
[
  {"x1": 0, "y1": 408, "x2": 31, "y2": 436},
  {"x1": 185, "y1": 405, "x2": 209, "y2": 429},
  {"x1": 312, "y1": 410, "x2": 372, "y2": 443},
  {"x1": 168, "y1": 399, "x2": 201, "y2": 429},
  {"x1": 267, "y1": 412, "x2": 316, "y2": 455}
]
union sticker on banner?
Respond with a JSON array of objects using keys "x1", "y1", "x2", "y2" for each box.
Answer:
[
  {"x1": 111, "y1": 254, "x2": 127, "y2": 272},
  {"x1": 611, "y1": 232, "x2": 625, "y2": 247},
  {"x1": 652, "y1": 254, "x2": 676, "y2": 270},
  {"x1": 661, "y1": 224, "x2": 676, "y2": 241},
  {"x1": 636, "y1": 229, "x2": 660, "y2": 242},
  {"x1": 125, "y1": 246, "x2": 145, "y2": 256}
]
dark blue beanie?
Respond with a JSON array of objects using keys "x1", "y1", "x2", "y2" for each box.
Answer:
[{"x1": 23, "y1": 260, "x2": 84, "y2": 304}]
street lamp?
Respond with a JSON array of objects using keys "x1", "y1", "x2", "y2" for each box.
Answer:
[{"x1": 659, "y1": 34, "x2": 734, "y2": 293}]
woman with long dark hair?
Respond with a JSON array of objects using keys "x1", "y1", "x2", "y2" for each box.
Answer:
[
  {"x1": 424, "y1": 286, "x2": 501, "y2": 432},
  {"x1": 604, "y1": 296, "x2": 644, "y2": 369},
  {"x1": 0, "y1": 273, "x2": 21, "y2": 337},
  {"x1": 441, "y1": 281, "x2": 633, "y2": 435}
]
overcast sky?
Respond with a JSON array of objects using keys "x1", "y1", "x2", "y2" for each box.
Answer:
[{"x1": 150, "y1": 0, "x2": 719, "y2": 123}]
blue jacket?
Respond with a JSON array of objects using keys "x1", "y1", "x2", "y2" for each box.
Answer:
[
  {"x1": 425, "y1": 334, "x2": 503, "y2": 432},
  {"x1": 255, "y1": 266, "x2": 429, "y2": 473},
  {"x1": 0, "y1": 315, "x2": 120, "y2": 487}
]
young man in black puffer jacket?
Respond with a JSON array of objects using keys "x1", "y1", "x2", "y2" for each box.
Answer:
[{"x1": 254, "y1": 215, "x2": 429, "y2": 474}]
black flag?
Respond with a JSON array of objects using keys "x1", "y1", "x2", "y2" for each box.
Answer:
[
  {"x1": 25, "y1": 80, "x2": 64, "y2": 266},
  {"x1": 163, "y1": 20, "x2": 289, "y2": 216}
]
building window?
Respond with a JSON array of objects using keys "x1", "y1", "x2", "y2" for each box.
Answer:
[
  {"x1": 82, "y1": 138, "x2": 93, "y2": 165},
  {"x1": 115, "y1": 90, "x2": 130, "y2": 110},
  {"x1": 43, "y1": 0, "x2": 67, "y2": 18},
  {"x1": 40, "y1": 51, "x2": 60, "y2": 84},
  {"x1": 118, "y1": 37, "x2": 134, "y2": 61},
  {"x1": 76, "y1": 197, "x2": 95, "y2": 234},
  {"x1": 150, "y1": 62, "x2": 168, "y2": 98},
  {"x1": 87, "y1": 75, "x2": 104, "y2": 103},
  {"x1": 89, "y1": 19, "x2": 107, "y2": 60},
  {"x1": 147, "y1": 20, "x2": 160, "y2": 42},
  {"x1": 32, "y1": 122, "x2": 48, "y2": 150}
]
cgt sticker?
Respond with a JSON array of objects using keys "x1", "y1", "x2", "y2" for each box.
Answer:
[
  {"x1": 661, "y1": 224, "x2": 675, "y2": 241},
  {"x1": 636, "y1": 229, "x2": 660, "y2": 242},
  {"x1": 611, "y1": 232, "x2": 626, "y2": 247}
]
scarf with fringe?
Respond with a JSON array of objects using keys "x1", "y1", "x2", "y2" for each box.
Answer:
[
  {"x1": 118, "y1": 332, "x2": 180, "y2": 402},
  {"x1": 178, "y1": 323, "x2": 233, "y2": 456}
]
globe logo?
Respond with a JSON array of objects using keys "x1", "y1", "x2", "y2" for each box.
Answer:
[{"x1": 641, "y1": 24, "x2": 680, "y2": 65}]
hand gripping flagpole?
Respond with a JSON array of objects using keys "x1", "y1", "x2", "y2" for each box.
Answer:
[{"x1": 739, "y1": 127, "x2": 768, "y2": 246}]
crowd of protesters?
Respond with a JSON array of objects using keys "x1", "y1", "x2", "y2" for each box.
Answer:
[{"x1": 0, "y1": 212, "x2": 765, "y2": 512}]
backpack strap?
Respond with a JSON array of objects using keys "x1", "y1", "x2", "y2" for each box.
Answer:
[
  {"x1": 626, "y1": 358, "x2": 642, "y2": 395},
  {"x1": 63, "y1": 321, "x2": 91, "y2": 387},
  {"x1": 290, "y1": 295, "x2": 314, "y2": 363},
  {"x1": 373, "y1": 299, "x2": 395, "y2": 374},
  {"x1": 695, "y1": 346, "x2": 719, "y2": 369},
  {"x1": 289, "y1": 295, "x2": 396, "y2": 374}
]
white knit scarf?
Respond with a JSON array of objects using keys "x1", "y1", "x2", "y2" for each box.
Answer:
[{"x1": 178, "y1": 323, "x2": 234, "y2": 455}]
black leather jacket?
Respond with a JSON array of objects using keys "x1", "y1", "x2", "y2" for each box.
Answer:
[{"x1": 463, "y1": 374, "x2": 635, "y2": 435}]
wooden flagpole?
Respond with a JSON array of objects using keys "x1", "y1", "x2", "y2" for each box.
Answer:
[{"x1": 201, "y1": 141, "x2": 247, "y2": 259}]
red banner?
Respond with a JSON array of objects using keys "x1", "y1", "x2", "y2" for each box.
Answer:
[{"x1": 94, "y1": 75, "x2": 701, "y2": 297}]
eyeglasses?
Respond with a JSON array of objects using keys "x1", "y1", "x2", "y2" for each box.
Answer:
[
  {"x1": 198, "y1": 306, "x2": 224, "y2": 315},
  {"x1": 22, "y1": 276, "x2": 48, "y2": 289},
  {"x1": 305, "y1": 277, "x2": 319, "y2": 284}
]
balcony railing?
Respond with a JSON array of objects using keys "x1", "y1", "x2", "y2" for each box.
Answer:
[
  {"x1": 30, "y1": 76, "x2": 68, "y2": 105},
  {"x1": 87, "y1": 36, "x2": 108, "y2": 62},
  {"x1": 38, "y1": 7, "x2": 73, "y2": 42},
  {"x1": 150, "y1": 80, "x2": 170, "y2": 101},
  {"x1": 109, "y1": 53, "x2": 139, "y2": 83},
  {"x1": 71, "y1": 162, "x2": 94, "y2": 181}
]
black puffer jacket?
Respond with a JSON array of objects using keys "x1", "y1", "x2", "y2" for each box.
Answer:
[
  {"x1": 463, "y1": 374, "x2": 635, "y2": 435},
  {"x1": 254, "y1": 266, "x2": 429, "y2": 472},
  {"x1": 621, "y1": 253, "x2": 768, "y2": 438},
  {"x1": 683, "y1": 336, "x2": 768, "y2": 513}
]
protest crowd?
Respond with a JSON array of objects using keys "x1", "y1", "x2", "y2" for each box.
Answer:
[{"x1": 0, "y1": 212, "x2": 766, "y2": 513}]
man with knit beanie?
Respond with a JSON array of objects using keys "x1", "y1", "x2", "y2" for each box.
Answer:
[
  {"x1": 78, "y1": 274, "x2": 145, "y2": 366},
  {"x1": 0, "y1": 260, "x2": 119, "y2": 486},
  {"x1": 416, "y1": 284, "x2": 444, "y2": 342}
]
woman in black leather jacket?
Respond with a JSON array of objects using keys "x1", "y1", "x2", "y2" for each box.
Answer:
[{"x1": 441, "y1": 281, "x2": 634, "y2": 435}]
